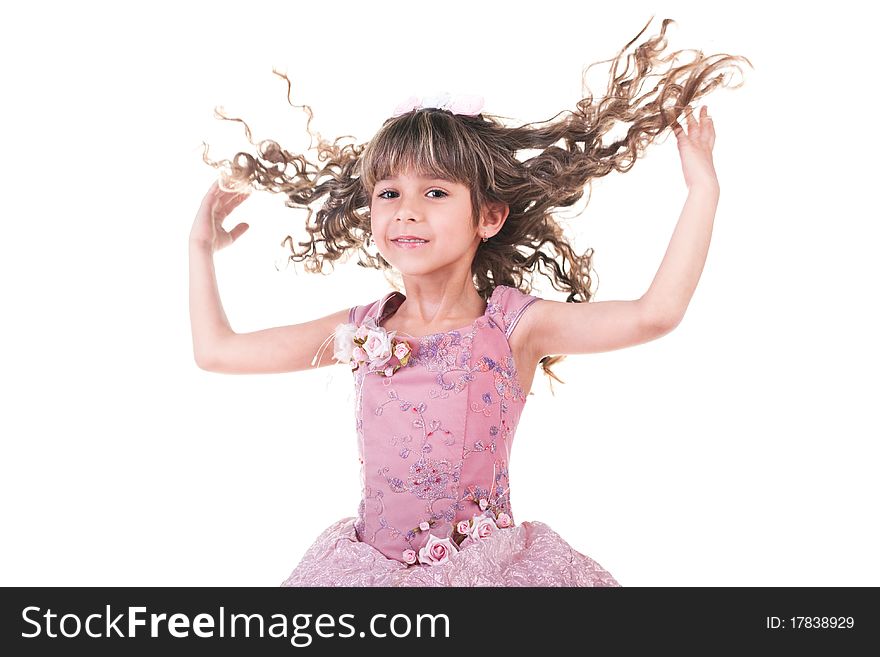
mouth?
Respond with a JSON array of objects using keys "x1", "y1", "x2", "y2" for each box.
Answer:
[{"x1": 391, "y1": 238, "x2": 430, "y2": 249}]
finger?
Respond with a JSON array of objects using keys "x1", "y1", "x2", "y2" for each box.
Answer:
[
  {"x1": 700, "y1": 106, "x2": 715, "y2": 145},
  {"x1": 216, "y1": 178, "x2": 249, "y2": 196},
  {"x1": 211, "y1": 179, "x2": 225, "y2": 196},
  {"x1": 220, "y1": 189, "x2": 249, "y2": 203},
  {"x1": 220, "y1": 192, "x2": 251, "y2": 214},
  {"x1": 685, "y1": 105, "x2": 696, "y2": 130},
  {"x1": 701, "y1": 106, "x2": 713, "y2": 127},
  {"x1": 229, "y1": 223, "x2": 249, "y2": 241},
  {"x1": 217, "y1": 186, "x2": 247, "y2": 200}
]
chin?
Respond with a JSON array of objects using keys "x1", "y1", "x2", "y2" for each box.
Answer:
[{"x1": 388, "y1": 261, "x2": 432, "y2": 276}]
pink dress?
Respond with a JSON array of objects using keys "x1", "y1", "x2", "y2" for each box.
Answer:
[{"x1": 281, "y1": 284, "x2": 619, "y2": 586}]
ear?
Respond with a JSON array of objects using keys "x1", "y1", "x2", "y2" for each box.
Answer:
[{"x1": 481, "y1": 200, "x2": 509, "y2": 237}]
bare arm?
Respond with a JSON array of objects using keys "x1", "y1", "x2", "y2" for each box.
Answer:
[
  {"x1": 641, "y1": 105, "x2": 722, "y2": 326},
  {"x1": 640, "y1": 184, "x2": 720, "y2": 328},
  {"x1": 190, "y1": 237, "x2": 353, "y2": 372},
  {"x1": 189, "y1": 239, "x2": 234, "y2": 367},
  {"x1": 520, "y1": 106, "x2": 722, "y2": 358},
  {"x1": 524, "y1": 185, "x2": 720, "y2": 358},
  {"x1": 188, "y1": 180, "x2": 351, "y2": 374}
]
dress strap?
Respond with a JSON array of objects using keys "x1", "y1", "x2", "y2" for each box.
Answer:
[
  {"x1": 487, "y1": 285, "x2": 541, "y2": 339},
  {"x1": 350, "y1": 291, "x2": 404, "y2": 327}
]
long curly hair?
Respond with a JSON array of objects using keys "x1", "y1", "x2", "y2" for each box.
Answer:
[{"x1": 201, "y1": 17, "x2": 751, "y2": 392}]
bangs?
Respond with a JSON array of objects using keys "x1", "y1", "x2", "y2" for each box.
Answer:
[{"x1": 360, "y1": 110, "x2": 481, "y2": 193}]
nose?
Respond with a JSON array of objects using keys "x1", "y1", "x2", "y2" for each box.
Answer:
[
  {"x1": 395, "y1": 207, "x2": 421, "y2": 222},
  {"x1": 392, "y1": 193, "x2": 425, "y2": 223}
]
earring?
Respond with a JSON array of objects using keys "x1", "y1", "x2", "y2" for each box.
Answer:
[{"x1": 481, "y1": 233, "x2": 488, "y2": 243}]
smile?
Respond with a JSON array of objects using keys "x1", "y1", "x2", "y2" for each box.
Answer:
[{"x1": 392, "y1": 239, "x2": 430, "y2": 249}]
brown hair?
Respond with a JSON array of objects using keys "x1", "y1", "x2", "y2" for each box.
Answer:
[{"x1": 201, "y1": 17, "x2": 751, "y2": 392}]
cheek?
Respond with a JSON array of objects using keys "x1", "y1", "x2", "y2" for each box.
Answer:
[
  {"x1": 369, "y1": 215, "x2": 381, "y2": 239},
  {"x1": 369, "y1": 208, "x2": 387, "y2": 231},
  {"x1": 369, "y1": 218, "x2": 390, "y2": 251}
]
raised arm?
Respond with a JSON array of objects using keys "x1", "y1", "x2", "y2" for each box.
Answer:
[
  {"x1": 640, "y1": 104, "x2": 720, "y2": 325},
  {"x1": 188, "y1": 180, "x2": 349, "y2": 374},
  {"x1": 522, "y1": 105, "x2": 721, "y2": 359},
  {"x1": 189, "y1": 239, "x2": 350, "y2": 373}
]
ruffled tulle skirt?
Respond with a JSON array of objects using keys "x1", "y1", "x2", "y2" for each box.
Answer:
[{"x1": 280, "y1": 516, "x2": 620, "y2": 587}]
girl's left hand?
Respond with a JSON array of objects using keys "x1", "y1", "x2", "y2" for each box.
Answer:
[{"x1": 670, "y1": 105, "x2": 719, "y2": 191}]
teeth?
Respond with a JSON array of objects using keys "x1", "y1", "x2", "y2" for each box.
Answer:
[{"x1": 396, "y1": 239, "x2": 426, "y2": 243}]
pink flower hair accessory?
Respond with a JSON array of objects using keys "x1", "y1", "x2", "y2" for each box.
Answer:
[{"x1": 392, "y1": 92, "x2": 484, "y2": 118}]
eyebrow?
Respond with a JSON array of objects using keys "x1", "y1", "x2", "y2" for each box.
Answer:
[{"x1": 379, "y1": 175, "x2": 450, "y2": 182}]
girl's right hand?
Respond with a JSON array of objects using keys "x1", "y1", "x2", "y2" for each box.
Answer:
[{"x1": 189, "y1": 179, "x2": 251, "y2": 252}]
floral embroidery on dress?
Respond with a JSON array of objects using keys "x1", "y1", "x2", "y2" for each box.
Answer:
[
  {"x1": 390, "y1": 433, "x2": 414, "y2": 459},
  {"x1": 385, "y1": 457, "x2": 455, "y2": 501},
  {"x1": 342, "y1": 286, "x2": 541, "y2": 568},
  {"x1": 398, "y1": 461, "x2": 515, "y2": 566},
  {"x1": 415, "y1": 331, "x2": 461, "y2": 371},
  {"x1": 414, "y1": 327, "x2": 480, "y2": 395},
  {"x1": 475, "y1": 354, "x2": 527, "y2": 403}
]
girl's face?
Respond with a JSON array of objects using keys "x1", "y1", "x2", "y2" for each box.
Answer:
[{"x1": 369, "y1": 170, "x2": 480, "y2": 276}]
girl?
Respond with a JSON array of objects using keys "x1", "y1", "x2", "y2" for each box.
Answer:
[{"x1": 189, "y1": 17, "x2": 750, "y2": 586}]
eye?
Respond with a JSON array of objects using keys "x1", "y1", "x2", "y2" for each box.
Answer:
[{"x1": 376, "y1": 189, "x2": 448, "y2": 199}]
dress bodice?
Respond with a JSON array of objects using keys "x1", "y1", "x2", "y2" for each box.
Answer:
[{"x1": 346, "y1": 284, "x2": 540, "y2": 563}]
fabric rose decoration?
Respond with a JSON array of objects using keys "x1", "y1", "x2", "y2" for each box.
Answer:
[
  {"x1": 401, "y1": 510, "x2": 513, "y2": 567},
  {"x1": 332, "y1": 323, "x2": 357, "y2": 364},
  {"x1": 362, "y1": 327, "x2": 393, "y2": 367},
  {"x1": 332, "y1": 317, "x2": 411, "y2": 377},
  {"x1": 418, "y1": 534, "x2": 459, "y2": 566},
  {"x1": 470, "y1": 515, "x2": 499, "y2": 542}
]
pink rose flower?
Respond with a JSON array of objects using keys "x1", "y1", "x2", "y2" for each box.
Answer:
[
  {"x1": 394, "y1": 342, "x2": 411, "y2": 360},
  {"x1": 479, "y1": 498, "x2": 489, "y2": 511},
  {"x1": 418, "y1": 534, "x2": 459, "y2": 566},
  {"x1": 384, "y1": 366, "x2": 395, "y2": 377},
  {"x1": 402, "y1": 549, "x2": 417, "y2": 565},
  {"x1": 470, "y1": 515, "x2": 498, "y2": 542},
  {"x1": 354, "y1": 326, "x2": 370, "y2": 340},
  {"x1": 363, "y1": 330, "x2": 392, "y2": 364},
  {"x1": 352, "y1": 346, "x2": 368, "y2": 362},
  {"x1": 496, "y1": 512, "x2": 512, "y2": 528},
  {"x1": 419, "y1": 521, "x2": 430, "y2": 531},
  {"x1": 456, "y1": 520, "x2": 471, "y2": 535}
]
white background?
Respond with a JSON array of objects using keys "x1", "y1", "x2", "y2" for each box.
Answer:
[{"x1": 1, "y1": 0, "x2": 876, "y2": 586}]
